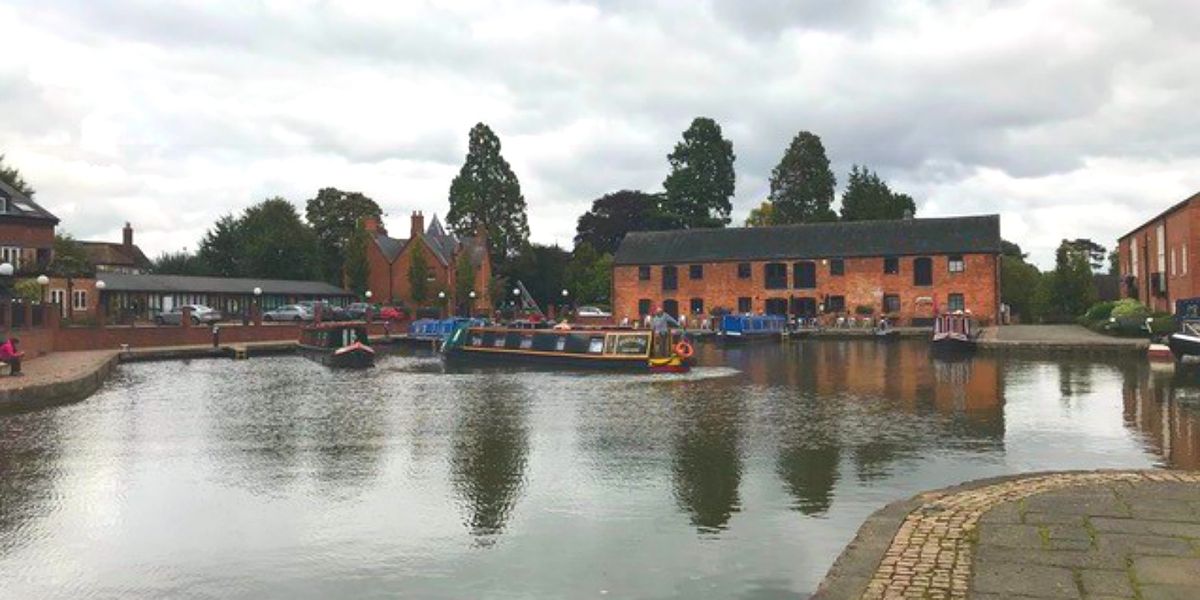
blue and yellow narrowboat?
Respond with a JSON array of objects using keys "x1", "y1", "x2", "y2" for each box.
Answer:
[{"x1": 442, "y1": 324, "x2": 693, "y2": 373}]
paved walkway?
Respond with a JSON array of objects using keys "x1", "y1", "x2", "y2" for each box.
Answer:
[
  {"x1": 814, "y1": 470, "x2": 1200, "y2": 600},
  {"x1": 988, "y1": 325, "x2": 1146, "y2": 346},
  {"x1": 0, "y1": 350, "x2": 119, "y2": 412}
]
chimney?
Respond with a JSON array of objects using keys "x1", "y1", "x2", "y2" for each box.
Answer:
[
  {"x1": 122, "y1": 222, "x2": 133, "y2": 248},
  {"x1": 362, "y1": 216, "x2": 383, "y2": 234},
  {"x1": 411, "y1": 210, "x2": 425, "y2": 238}
]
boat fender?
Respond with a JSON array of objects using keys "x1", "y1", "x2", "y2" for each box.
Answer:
[{"x1": 674, "y1": 341, "x2": 694, "y2": 359}]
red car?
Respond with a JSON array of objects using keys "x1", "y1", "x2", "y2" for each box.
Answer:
[{"x1": 378, "y1": 306, "x2": 409, "y2": 322}]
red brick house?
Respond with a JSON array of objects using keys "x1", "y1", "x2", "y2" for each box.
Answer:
[
  {"x1": 1117, "y1": 190, "x2": 1200, "y2": 314},
  {"x1": 79, "y1": 222, "x2": 151, "y2": 274},
  {"x1": 612, "y1": 215, "x2": 1001, "y2": 325},
  {"x1": 364, "y1": 211, "x2": 492, "y2": 314},
  {"x1": 0, "y1": 178, "x2": 57, "y2": 275}
]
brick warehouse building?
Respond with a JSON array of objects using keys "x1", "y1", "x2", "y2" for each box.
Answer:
[
  {"x1": 1116, "y1": 190, "x2": 1200, "y2": 314},
  {"x1": 363, "y1": 211, "x2": 492, "y2": 313},
  {"x1": 611, "y1": 215, "x2": 1001, "y2": 325}
]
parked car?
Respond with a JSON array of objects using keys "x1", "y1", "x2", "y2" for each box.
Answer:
[
  {"x1": 576, "y1": 305, "x2": 612, "y2": 318},
  {"x1": 262, "y1": 305, "x2": 313, "y2": 322},
  {"x1": 296, "y1": 300, "x2": 350, "y2": 321},
  {"x1": 344, "y1": 302, "x2": 377, "y2": 320},
  {"x1": 379, "y1": 305, "x2": 409, "y2": 322},
  {"x1": 154, "y1": 304, "x2": 222, "y2": 326}
]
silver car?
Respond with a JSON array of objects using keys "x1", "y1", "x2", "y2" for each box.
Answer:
[
  {"x1": 155, "y1": 304, "x2": 223, "y2": 325},
  {"x1": 262, "y1": 304, "x2": 313, "y2": 322}
]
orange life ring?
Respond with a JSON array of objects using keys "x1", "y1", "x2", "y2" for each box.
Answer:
[{"x1": 674, "y1": 341, "x2": 694, "y2": 358}]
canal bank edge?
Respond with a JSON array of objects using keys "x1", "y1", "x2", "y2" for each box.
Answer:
[
  {"x1": 809, "y1": 469, "x2": 1200, "y2": 600},
  {"x1": 0, "y1": 351, "x2": 120, "y2": 413}
]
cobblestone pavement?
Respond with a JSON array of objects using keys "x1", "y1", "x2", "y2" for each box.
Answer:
[
  {"x1": 0, "y1": 350, "x2": 116, "y2": 393},
  {"x1": 861, "y1": 471, "x2": 1200, "y2": 600}
]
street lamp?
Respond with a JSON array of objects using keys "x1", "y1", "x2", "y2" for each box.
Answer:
[
  {"x1": 467, "y1": 290, "x2": 476, "y2": 318},
  {"x1": 95, "y1": 280, "x2": 107, "y2": 322},
  {"x1": 365, "y1": 290, "x2": 373, "y2": 300},
  {"x1": 37, "y1": 274, "x2": 49, "y2": 303},
  {"x1": 437, "y1": 290, "x2": 446, "y2": 317},
  {"x1": 0, "y1": 262, "x2": 12, "y2": 304}
]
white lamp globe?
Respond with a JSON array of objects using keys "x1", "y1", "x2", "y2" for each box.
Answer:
[
  {"x1": 253, "y1": 287, "x2": 262, "y2": 296},
  {"x1": 95, "y1": 280, "x2": 107, "y2": 290},
  {"x1": 37, "y1": 274, "x2": 50, "y2": 286},
  {"x1": 0, "y1": 263, "x2": 13, "y2": 277}
]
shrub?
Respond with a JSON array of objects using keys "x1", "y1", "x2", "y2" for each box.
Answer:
[
  {"x1": 1110, "y1": 298, "x2": 1149, "y2": 321},
  {"x1": 1081, "y1": 301, "x2": 1116, "y2": 323},
  {"x1": 1148, "y1": 315, "x2": 1177, "y2": 336},
  {"x1": 854, "y1": 304, "x2": 874, "y2": 315}
]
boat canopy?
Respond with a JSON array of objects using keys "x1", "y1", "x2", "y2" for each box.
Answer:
[
  {"x1": 934, "y1": 312, "x2": 972, "y2": 336},
  {"x1": 720, "y1": 314, "x2": 788, "y2": 334}
]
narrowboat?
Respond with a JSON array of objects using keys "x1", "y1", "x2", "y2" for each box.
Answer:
[
  {"x1": 717, "y1": 314, "x2": 788, "y2": 343},
  {"x1": 931, "y1": 311, "x2": 978, "y2": 352},
  {"x1": 298, "y1": 323, "x2": 375, "y2": 368},
  {"x1": 409, "y1": 317, "x2": 488, "y2": 341},
  {"x1": 1167, "y1": 298, "x2": 1200, "y2": 362},
  {"x1": 442, "y1": 324, "x2": 693, "y2": 373}
]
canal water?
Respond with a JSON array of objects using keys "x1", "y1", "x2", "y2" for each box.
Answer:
[{"x1": 2, "y1": 341, "x2": 1198, "y2": 599}]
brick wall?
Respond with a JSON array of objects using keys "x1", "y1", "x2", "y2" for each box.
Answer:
[
  {"x1": 1119, "y1": 197, "x2": 1199, "y2": 314},
  {"x1": 612, "y1": 253, "x2": 999, "y2": 325}
]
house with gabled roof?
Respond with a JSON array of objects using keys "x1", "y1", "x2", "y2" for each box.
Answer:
[
  {"x1": 0, "y1": 178, "x2": 58, "y2": 274},
  {"x1": 363, "y1": 211, "x2": 492, "y2": 314}
]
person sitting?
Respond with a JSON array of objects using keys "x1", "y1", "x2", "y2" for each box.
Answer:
[{"x1": 1, "y1": 336, "x2": 24, "y2": 376}]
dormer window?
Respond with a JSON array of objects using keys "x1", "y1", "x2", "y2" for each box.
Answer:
[{"x1": 0, "y1": 195, "x2": 8, "y2": 213}]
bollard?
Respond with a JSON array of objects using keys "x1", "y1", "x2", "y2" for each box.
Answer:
[{"x1": 212, "y1": 324, "x2": 220, "y2": 348}]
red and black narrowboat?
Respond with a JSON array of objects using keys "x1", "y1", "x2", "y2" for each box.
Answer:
[
  {"x1": 299, "y1": 323, "x2": 375, "y2": 368},
  {"x1": 931, "y1": 311, "x2": 978, "y2": 353},
  {"x1": 442, "y1": 324, "x2": 692, "y2": 373}
]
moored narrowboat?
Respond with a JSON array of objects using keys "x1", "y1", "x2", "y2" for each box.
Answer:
[
  {"x1": 717, "y1": 314, "x2": 788, "y2": 343},
  {"x1": 931, "y1": 311, "x2": 978, "y2": 352},
  {"x1": 299, "y1": 323, "x2": 375, "y2": 368},
  {"x1": 442, "y1": 324, "x2": 693, "y2": 373}
]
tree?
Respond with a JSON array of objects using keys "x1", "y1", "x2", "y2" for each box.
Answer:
[
  {"x1": 454, "y1": 252, "x2": 476, "y2": 315},
  {"x1": 745, "y1": 201, "x2": 776, "y2": 227},
  {"x1": 575, "y1": 190, "x2": 674, "y2": 254},
  {"x1": 768, "y1": 131, "x2": 837, "y2": 224},
  {"x1": 1060, "y1": 238, "x2": 1107, "y2": 273},
  {"x1": 150, "y1": 250, "x2": 209, "y2": 276},
  {"x1": 48, "y1": 234, "x2": 91, "y2": 278},
  {"x1": 304, "y1": 188, "x2": 382, "y2": 284},
  {"x1": 565, "y1": 242, "x2": 613, "y2": 306},
  {"x1": 408, "y1": 246, "x2": 430, "y2": 305},
  {"x1": 504, "y1": 244, "x2": 570, "y2": 312},
  {"x1": 1108, "y1": 249, "x2": 1120, "y2": 275},
  {"x1": 197, "y1": 214, "x2": 243, "y2": 277},
  {"x1": 1001, "y1": 240, "x2": 1027, "y2": 259},
  {"x1": 447, "y1": 123, "x2": 530, "y2": 264},
  {"x1": 1001, "y1": 255, "x2": 1042, "y2": 322},
  {"x1": 1045, "y1": 239, "x2": 1098, "y2": 319},
  {"x1": 238, "y1": 197, "x2": 321, "y2": 281},
  {"x1": 344, "y1": 222, "x2": 370, "y2": 296},
  {"x1": 662, "y1": 117, "x2": 736, "y2": 228},
  {"x1": 0, "y1": 154, "x2": 34, "y2": 197},
  {"x1": 839, "y1": 165, "x2": 917, "y2": 221}
]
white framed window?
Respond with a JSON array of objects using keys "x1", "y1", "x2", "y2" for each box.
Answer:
[
  {"x1": 1132, "y1": 243, "x2": 1139, "y2": 276},
  {"x1": 72, "y1": 289, "x2": 88, "y2": 311},
  {"x1": 1171, "y1": 248, "x2": 1177, "y2": 276},
  {"x1": 1184, "y1": 244, "x2": 1189, "y2": 276},
  {"x1": 1157, "y1": 225, "x2": 1166, "y2": 273},
  {"x1": 948, "y1": 255, "x2": 965, "y2": 273},
  {"x1": 0, "y1": 246, "x2": 21, "y2": 270}
]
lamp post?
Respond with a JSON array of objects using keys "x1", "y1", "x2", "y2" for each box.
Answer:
[
  {"x1": 253, "y1": 286, "x2": 262, "y2": 325},
  {"x1": 0, "y1": 262, "x2": 12, "y2": 304},
  {"x1": 365, "y1": 290, "x2": 373, "y2": 300},
  {"x1": 438, "y1": 290, "x2": 446, "y2": 318},
  {"x1": 468, "y1": 290, "x2": 476, "y2": 317},
  {"x1": 95, "y1": 280, "x2": 107, "y2": 324},
  {"x1": 560, "y1": 288, "x2": 569, "y2": 319},
  {"x1": 37, "y1": 274, "x2": 49, "y2": 304}
]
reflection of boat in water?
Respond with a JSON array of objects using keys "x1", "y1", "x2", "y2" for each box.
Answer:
[
  {"x1": 299, "y1": 323, "x2": 375, "y2": 368},
  {"x1": 1168, "y1": 321, "x2": 1200, "y2": 363},
  {"x1": 931, "y1": 311, "x2": 978, "y2": 353},
  {"x1": 442, "y1": 325, "x2": 692, "y2": 373},
  {"x1": 717, "y1": 314, "x2": 787, "y2": 344}
]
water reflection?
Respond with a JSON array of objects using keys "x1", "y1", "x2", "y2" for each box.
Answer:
[
  {"x1": 0, "y1": 411, "x2": 63, "y2": 556},
  {"x1": 1124, "y1": 365, "x2": 1200, "y2": 469},
  {"x1": 670, "y1": 388, "x2": 744, "y2": 533},
  {"x1": 450, "y1": 376, "x2": 530, "y2": 540}
]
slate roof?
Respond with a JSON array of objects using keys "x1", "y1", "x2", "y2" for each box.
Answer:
[
  {"x1": 97, "y1": 272, "x2": 353, "y2": 296},
  {"x1": 0, "y1": 179, "x2": 60, "y2": 224},
  {"x1": 613, "y1": 215, "x2": 1002, "y2": 265},
  {"x1": 371, "y1": 214, "x2": 487, "y2": 267},
  {"x1": 80, "y1": 241, "x2": 152, "y2": 269}
]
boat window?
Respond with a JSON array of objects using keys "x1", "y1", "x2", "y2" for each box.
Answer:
[
  {"x1": 613, "y1": 334, "x2": 649, "y2": 355},
  {"x1": 470, "y1": 335, "x2": 483, "y2": 346},
  {"x1": 604, "y1": 335, "x2": 617, "y2": 354},
  {"x1": 519, "y1": 335, "x2": 533, "y2": 349},
  {"x1": 505, "y1": 333, "x2": 523, "y2": 348},
  {"x1": 588, "y1": 337, "x2": 604, "y2": 353},
  {"x1": 555, "y1": 336, "x2": 567, "y2": 351},
  {"x1": 565, "y1": 333, "x2": 594, "y2": 353},
  {"x1": 492, "y1": 335, "x2": 506, "y2": 348}
]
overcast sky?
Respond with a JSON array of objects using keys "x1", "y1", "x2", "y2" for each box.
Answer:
[{"x1": 3, "y1": 0, "x2": 1199, "y2": 268}]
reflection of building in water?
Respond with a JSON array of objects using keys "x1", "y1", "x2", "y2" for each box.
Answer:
[
  {"x1": 1123, "y1": 366, "x2": 1200, "y2": 470},
  {"x1": 450, "y1": 381, "x2": 530, "y2": 540},
  {"x1": 671, "y1": 391, "x2": 744, "y2": 533}
]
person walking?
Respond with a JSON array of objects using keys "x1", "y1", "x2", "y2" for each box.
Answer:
[{"x1": 1, "y1": 336, "x2": 25, "y2": 376}]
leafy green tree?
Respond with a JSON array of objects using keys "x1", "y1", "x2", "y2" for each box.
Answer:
[
  {"x1": 304, "y1": 188, "x2": 382, "y2": 284},
  {"x1": 769, "y1": 131, "x2": 837, "y2": 224},
  {"x1": 454, "y1": 252, "x2": 476, "y2": 315},
  {"x1": 839, "y1": 165, "x2": 917, "y2": 221},
  {"x1": 198, "y1": 214, "x2": 243, "y2": 277},
  {"x1": 662, "y1": 117, "x2": 736, "y2": 228},
  {"x1": 1001, "y1": 240, "x2": 1026, "y2": 259},
  {"x1": 447, "y1": 123, "x2": 530, "y2": 264},
  {"x1": 48, "y1": 234, "x2": 92, "y2": 277},
  {"x1": 565, "y1": 242, "x2": 612, "y2": 305},
  {"x1": 408, "y1": 246, "x2": 430, "y2": 304},
  {"x1": 1060, "y1": 238, "x2": 1107, "y2": 272},
  {"x1": 239, "y1": 197, "x2": 321, "y2": 281},
  {"x1": 575, "y1": 190, "x2": 674, "y2": 254},
  {"x1": 13, "y1": 279, "x2": 42, "y2": 302},
  {"x1": 745, "y1": 200, "x2": 776, "y2": 227},
  {"x1": 150, "y1": 250, "x2": 209, "y2": 276},
  {"x1": 344, "y1": 222, "x2": 370, "y2": 296},
  {"x1": 1046, "y1": 239, "x2": 1098, "y2": 319},
  {"x1": 1108, "y1": 249, "x2": 1119, "y2": 275},
  {"x1": 1001, "y1": 254, "x2": 1042, "y2": 322},
  {"x1": 505, "y1": 243, "x2": 570, "y2": 311},
  {"x1": 0, "y1": 154, "x2": 34, "y2": 196}
]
